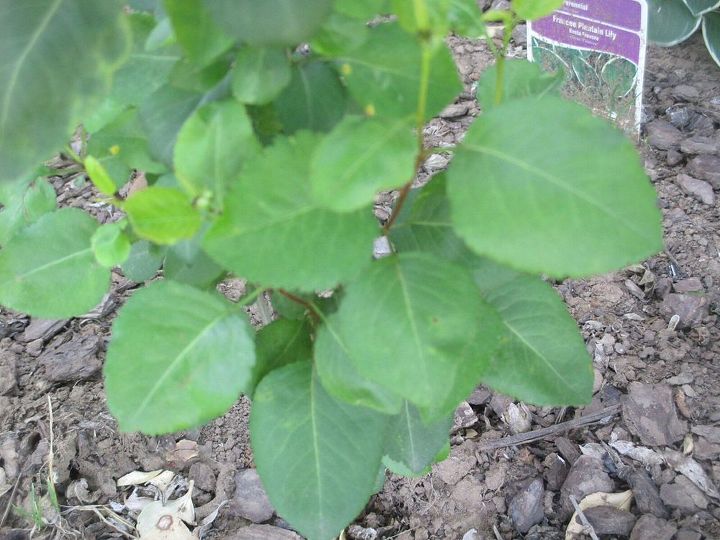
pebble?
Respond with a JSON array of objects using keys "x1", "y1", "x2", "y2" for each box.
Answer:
[
  {"x1": 439, "y1": 102, "x2": 469, "y2": 119},
  {"x1": 675, "y1": 528, "x2": 702, "y2": 540},
  {"x1": 665, "y1": 105, "x2": 693, "y2": 129},
  {"x1": 691, "y1": 425, "x2": 720, "y2": 444},
  {"x1": 39, "y1": 334, "x2": 103, "y2": 382},
  {"x1": 560, "y1": 456, "x2": 615, "y2": 516},
  {"x1": 673, "y1": 277, "x2": 703, "y2": 294},
  {"x1": 582, "y1": 505, "x2": 636, "y2": 537},
  {"x1": 660, "y1": 476, "x2": 709, "y2": 513},
  {"x1": 646, "y1": 120, "x2": 682, "y2": 150},
  {"x1": 19, "y1": 318, "x2": 67, "y2": 342},
  {"x1": 680, "y1": 136, "x2": 718, "y2": 155},
  {"x1": 0, "y1": 351, "x2": 17, "y2": 395},
  {"x1": 543, "y1": 453, "x2": 568, "y2": 491},
  {"x1": 629, "y1": 515, "x2": 677, "y2": 540},
  {"x1": 227, "y1": 525, "x2": 301, "y2": 539},
  {"x1": 675, "y1": 174, "x2": 715, "y2": 205},
  {"x1": 233, "y1": 469, "x2": 275, "y2": 523},
  {"x1": 189, "y1": 462, "x2": 216, "y2": 493},
  {"x1": 625, "y1": 469, "x2": 669, "y2": 519},
  {"x1": 688, "y1": 154, "x2": 720, "y2": 188},
  {"x1": 660, "y1": 293, "x2": 710, "y2": 330},
  {"x1": 509, "y1": 478, "x2": 544, "y2": 534},
  {"x1": 672, "y1": 84, "x2": 700, "y2": 101},
  {"x1": 622, "y1": 383, "x2": 687, "y2": 446},
  {"x1": 452, "y1": 401, "x2": 478, "y2": 432}
]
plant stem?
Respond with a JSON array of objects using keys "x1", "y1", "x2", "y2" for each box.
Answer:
[
  {"x1": 382, "y1": 181, "x2": 413, "y2": 234},
  {"x1": 494, "y1": 54, "x2": 505, "y2": 105},
  {"x1": 278, "y1": 289, "x2": 320, "y2": 321}
]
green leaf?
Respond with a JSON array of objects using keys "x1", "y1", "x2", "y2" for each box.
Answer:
[
  {"x1": 164, "y1": 0, "x2": 234, "y2": 66},
  {"x1": 703, "y1": 10, "x2": 720, "y2": 66},
  {"x1": 232, "y1": 47, "x2": 292, "y2": 105},
  {"x1": 0, "y1": 209, "x2": 109, "y2": 318},
  {"x1": 204, "y1": 133, "x2": 377, "y2": 291},
  {"x1": 447, "y1": 96, "x2": 663, "y2": 278},
  {"x1": 648, "y1": 0, "x2": 701, "y2": 45},
  {"x1": 471, "y1": 257, "x2": 593, "y2": 405},
  {"x1": 310, "y1": 13, "x2": 369, "y2": 56},
  {"x1": 0, "y1": 0, "x2": 129, "y2": 182},
  {"x1": 477, "y1": 59, "x2": 563, "y2": 111},
  {"x1": 513, "y1": 0, "x2": 564, "y2": 20},
  {"x1": 164, "y1": 232, "x2": 223, "y2": 288},
  {"x1": 0, "y1": 178, "x2": 56, "y2": 246},
  {"x1": 111, "y1": 13, "x2": 180, "y2": 107},
  {"x1": 338, "y1": 23, "x2": 462, "y2": 120},
  {"x1": 174, "y1": 99, "x2": 259, "y2": 205},
  {"x1": 91, "y1": 222, "x2": 131, "y2": 268},
  {"x1": 202, "y1": 0, "x2": 334, "y2": 46},
  {"x1": 270, "y1": 290, "x2": 310, "y2": 320},
  {"x1": 250, "y1": 362, "x2": 389, "y2": 540},
  {"x1": 684, "y1": 0, "x2": 720, "y2": 16},
  {"x1": 335, "y1": 0, "x2": 388, "y2": 20},
  {"x1": 84, "y1": 156, "x2": 118, "y2": 196},
  {"x1": 447, "y1": 0, "x2": 486, "y2": 37},
  {"x1": 391, "y1": 0, "x2": 484, "y2": 35},
  {"x1": 332, "y1": 253, "x2": 503, "y2": 418},
  {"x1": 124, "y1": 187, "x2": 202, "y2": 245},
  {"x1": 121, "y1": 240, "x2": 166, "y2": 282},
  {"x1": 105, "y1": 280, "x2": 255, "y2": 434},
  {"x1": 275, "y1": 62, "x2": 347, "y2": 133},
  {"x1": 311, "y1": 115, "x2": 417, "y2": 212},
  {"x1": 315, "y1": 314, "x2": 403, "y2": 414},
  {"x1": 384, "y1": 401, "x2": 453, "y2": 475},
  {"x1": 251, "y1": 319, "x2": 313, "y2": 392}
]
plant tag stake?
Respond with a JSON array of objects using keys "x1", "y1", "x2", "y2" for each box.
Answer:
[{"x1": 527, "y1": 0, "x2": 648, "y2": 135}]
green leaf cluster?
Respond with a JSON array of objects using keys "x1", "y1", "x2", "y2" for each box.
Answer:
[
  {"x1": 648, "y1": 0, "x2": 720, "y2": 66},
  {"x1": 0, "y1": 2, "x2": 663, "y2": 539}
]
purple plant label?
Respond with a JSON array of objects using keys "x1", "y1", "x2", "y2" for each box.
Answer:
[{"x1": 528, "y1": 0, "x2": 648, "y2": 134}]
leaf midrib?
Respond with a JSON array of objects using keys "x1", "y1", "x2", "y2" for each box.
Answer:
[{"x1": 0, "y1": 247, "x2": 92, "y2": 289}]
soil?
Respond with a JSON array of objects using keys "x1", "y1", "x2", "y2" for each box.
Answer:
[{"x1": 1, "y1": 20, "x2": 719, "y2": 540}]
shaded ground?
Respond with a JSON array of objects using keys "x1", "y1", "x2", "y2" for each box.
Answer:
[{"x1": 0, "y1": 24, "x2": 719, "y2": 540}]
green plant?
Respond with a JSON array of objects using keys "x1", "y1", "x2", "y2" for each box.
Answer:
[
  {"x1": 0, "y1": 1, "x2": 662, "y2": 538},
  {"x1": 648, "y1": 0, "x2": 720, "y2": 66}
]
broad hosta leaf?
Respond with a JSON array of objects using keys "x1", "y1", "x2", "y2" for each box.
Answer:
[
  {"x1": 476, "y1": 60, "x2": 563, "y2": 111},
  {"x1": 204, "y1": 133, "x2": 377, "y2": 291},
  {"x1": 513, "y1": 0, "x2": 564, "y2": 20},
  {"x1": 202, "y1": 0, "x2": 334, "y2": 46},
  {"x1": 0, "y1": 177, "x2": 56, "y2": 246},
  {"x1": 703, "y1": 11, "x2": 720, "y2": 66},
  {"x1": 339, "y1": 24, "x2": 462, "y2": 120},
  {"x1": 124, "y1": 187, "x2": 202, "y2": 245},
  {"x1": 164, "y1": 232, "x2": 223, "y2": 288},
  {"x1": 111, "y1": 13, "x2": 180, "y2": 107},
  {"x1": 251, "y1": 362, "x2": 389, "y2": 540},
  {"x1": 174, "y1": 99, "x2": 259, "y2": 205},
  {"x1": 0, "y1": 0, "x2": 129, "y2": 182},
  {"x1": 251, "y1": 319, "x2": 313, "y2": 392},
  {"x1": 315, "y1": 314, "x2": 403, "y2": 414},
  {"x1": 333, "y1": 253, "x2": 503, "y2": 418},
  {"x1": 275, "y1": 62, "x2": 347, "y2": 133},
  {"x1": 232, "y1": 47, "x2": 292, "y2": 105},
  {"x1": 121, "y1": 240, "x2": 166, "y2": 282},
  {"x1": 164, "y1": 0, "x2": 234, "y2": 67},
  {"x1": 0, "y1": 209, "x2": 109, "y2": 318},
  {"x1": 448, "y1": 96, "x2": 662, "y2": 278},
  {"x1": 648, "y1": 0, "x2": 701, "y2": 45},
  {"x1": 472, "y1": 258, "x2": 593, "y2": 405},
  {"x1": 105, "y1": 280, "x2": 255, "y2": 433},
  {"x1": 684, "y1": 0, "x2": 720, "y2": 15},
  {"x1": 384, "y1": 401, "x2": 453, "y2": 475},
  {"x1": 311, "y1": 115, "x2": 417, "y2": 212},
  {"x1": 91, "y1": 222, "x2": 131, "y2": 268}
]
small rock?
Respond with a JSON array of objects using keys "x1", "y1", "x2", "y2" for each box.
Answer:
[
  {"x1": 423, "y1": 153, "x2": 449, "y2": 172},
  {"x1": 623, "y1": 383, "x2": 686, "y2": 446},
  {"x1": 646, "y1": 120, "x2": 682, "y2": 150},
  {"x1": 189, "y1": 462, "x2": 215, "y2": 493},
  {"x1": 543, "y1": 453, "x2": 568, "y2": 491},
  {"x1": 453, "y1": 401, "x2": 478, "y2": 432},
  {"x1": 629, "y1": 514, "x2": 677, "y2": 540},
  {"x1": 560, "y1": 456, "x2": 615, "y2": 516},
  {"x1": 673, "y1": 278, "x2": 703, "y2": 294},
  {"x1": 38, "y1": 334, "x2": 103, "y2": 382},
  {"x1": 555, "y1": 437, "x2": 581, "y2": 465},
  {"x1": 227, "y1": 525, "x2": 302, "y2": 540},
  {"x1": 346, "y1": 525, "x2": 378, "y2": 540},
  {"x1": 624, "y1": 469, "x2": 669, "y2": 519},
  {"x1": 692, "y1": 425, "x2": 720, "y2": 444},
  {"x1": 676, "y1": 174, "x2": 715, "y2": 205},
  {"x1": 660, "y1": 293, "x2": 710, "y2": 330},
  {"x1": 19, "y1": 319, "x2": 67, "y2": 343},
  {"x1": 666, "y1": 148, "x2": 684, "y2": 166},
  {"x1": 672, "y1": 84, "x2": 700, "y2": 101},
  {"x1": 233, "y1": 469, "x2": 274, "y2": 523},
  {"x1": 680, "y1": 136, "x2": 718, "y2": 155},
  {"x1": 501, "y1": 402, "x2": 532, "y2": 434},
  {"x1": 509, "y1": 478, "x2": 544, "y2": 534},
  {"x1": 660, "y1": 476, "x2": 708, "y2": 513},
  {"x1": 666, "y1": 372, "x2": 694, "y2": 385},
  {"x1": 675, "y1": 528, "x2": 702, "y2": 540},
  {"x1": 512, "y1": 23, "x2": 527, "y2": 46},
  {"x1": 25, "y1": 339, "x2": 43, "y2": 357},
  {"x1": 665, "y1": 105, "x2": 692, "y2": 129},
  {"x1": 440, "y1": 102, "x2": 469, "y2": 119},
  {"x1": 688, "y1": 154, "x2": 720, "y2": 188},
  {"x1": 0, "y1": 351, "x2": 17, "y2": 395},
  {"x1": 582, "y1": 505, "x2": 636, "y2": 537},
  {"x1": 467, "y1": 387, "x2": 491, "y2": 406}
]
